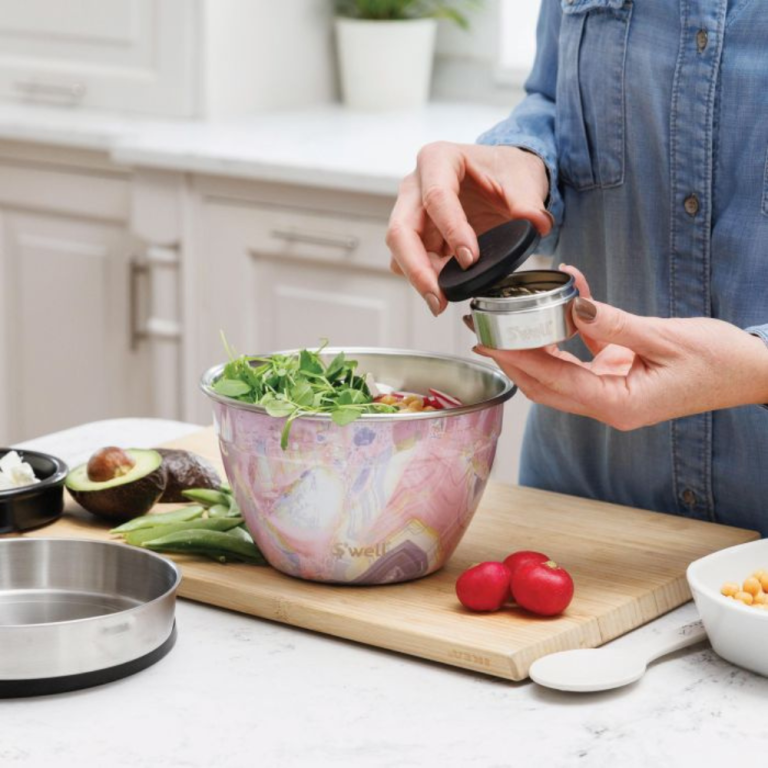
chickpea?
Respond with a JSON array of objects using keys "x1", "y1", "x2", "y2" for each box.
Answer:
[
  {"x1": 753, "y1": 591, "x2": 768, "y2": 605},
  {"x1": 406, "y1": 401, "x2": 424, "y2": 412},
  {"x1": 760, "y1": 574, "x2": 768, "y2": 592},
  {"x1": 379, "y1": 394, "x2": 398, "y2": 405},
  {"x1": 742, "y1": 577, "x2": 762, "y2": 597},
  {"x1": 423, "y1": 406, "x2": 436, "y2": 411},
  {"x1": 734, "y1": 591, "x2": 754, "y2": 605},
  {"x1": 402, "y1": 394, "x2": 422, "y2": 406},
  {"x1": 721, "y1": 582, "x2": 740, "y2": 597}
]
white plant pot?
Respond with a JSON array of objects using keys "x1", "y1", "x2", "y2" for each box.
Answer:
[{"x1": 335, "y1": 18, "x2": 437, "y2": 111}]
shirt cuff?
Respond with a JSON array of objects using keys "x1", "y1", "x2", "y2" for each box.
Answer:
[{"x1": 745, "y1": 325, "x2": 768, "y2": 409}]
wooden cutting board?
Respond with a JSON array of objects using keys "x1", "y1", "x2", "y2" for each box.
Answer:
[{"x1": 22, "y1": 427, "x2": 758, "y2": 681}]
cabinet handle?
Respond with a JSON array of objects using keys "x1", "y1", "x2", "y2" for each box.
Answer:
[
  {"x1": 129, "y1": 258, "x2": 149, "y2": 351},
  {"x1": 14, "y1": 79, "x2": 86, "y2": 103},
  {"x1": 270, "y1": 228, "x2": 359, "y2": 252}
]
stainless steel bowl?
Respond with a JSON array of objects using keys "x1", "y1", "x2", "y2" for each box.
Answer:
[
  {"x1": 0, "y1": 538, "x2": 181, "y2": 697},
  {"x1": 469, "y1": 269, "x2": 579, "y2": 350},
  {"x1": 201, "y1": 348, "x2": 516, "y2": 584}
]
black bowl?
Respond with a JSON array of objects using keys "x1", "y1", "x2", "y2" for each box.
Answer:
[{"x1": 0, "y1": 449, "x2": 68, "y2": 533}]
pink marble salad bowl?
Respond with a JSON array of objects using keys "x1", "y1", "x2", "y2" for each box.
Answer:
[{"x1": 201, "y1": 349, "x2": 515, "y2": 584}]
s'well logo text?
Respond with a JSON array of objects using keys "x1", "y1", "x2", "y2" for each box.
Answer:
[{"x1": 332, "y1": 542, "x2": 388, "y2": 559}]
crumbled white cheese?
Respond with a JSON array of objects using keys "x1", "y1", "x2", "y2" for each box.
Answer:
[{"x1": 0, "y1": 451, "x2": 39, "y2": 490}]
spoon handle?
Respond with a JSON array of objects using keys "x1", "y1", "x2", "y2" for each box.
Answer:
[{"x1": 638, "y1": 620, "x2": 707, "y2": 664}]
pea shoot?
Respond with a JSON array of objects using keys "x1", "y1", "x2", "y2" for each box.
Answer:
[{"x1": 212, "y1": 339, "x2": 397, "y2": 448}]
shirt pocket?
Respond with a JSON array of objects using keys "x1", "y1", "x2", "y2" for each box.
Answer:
[{"x1": 556, "y1": 0, "x2": 633, "y2": 191}]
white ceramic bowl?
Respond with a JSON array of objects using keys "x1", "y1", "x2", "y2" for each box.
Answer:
[{"x1": 687, "y1": 538, "x2": 768, "y2": 677}]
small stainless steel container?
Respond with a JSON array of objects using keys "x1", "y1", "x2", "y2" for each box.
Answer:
[
  {"x1": 0, "y1": 538, "x2": 181, "y2": 697},
  {"x1": 439, "y1": 219, "x2": 580, "y2": 351},
  {"x1": 470, "y1": 269, "x2": 579, "y2": 350}
]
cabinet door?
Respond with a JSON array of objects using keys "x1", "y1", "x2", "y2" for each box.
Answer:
[
  {"x1": 187, "y1": 200, "x2": 417, "y2": 423},
  {"x1": 1, "y1": 210, "x2": 152, "y2": 441},
  {"x1": 0, "y1": 0, "x2": 195, "y2": 116}
]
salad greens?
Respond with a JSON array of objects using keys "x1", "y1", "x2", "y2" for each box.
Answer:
[{"x1": 212, "y1": 339, "x2": 396, "y2": 449}]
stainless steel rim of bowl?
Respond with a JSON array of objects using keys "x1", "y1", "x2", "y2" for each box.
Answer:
[
  {"x1": 199, "y1": 347, "x2": 516, "y2": 421},
  {"x1": 0, "y1": 449, "x2": 68, "y2": 498},
  {"x1": 0, "y1": 538, "x2": 182, "y2": 630}
]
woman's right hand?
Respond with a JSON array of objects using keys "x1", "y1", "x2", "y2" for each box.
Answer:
[{"x1": 385, "y1": 142, "x2": 553, "y2": 316}]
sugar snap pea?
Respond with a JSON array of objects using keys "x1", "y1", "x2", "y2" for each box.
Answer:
[
  {"x1": 142, "y1": 529, "x2": 266, "y2": 564},
  {"x1": 123, "y1": 516, "x2": 244, "y2": 547},
  {"x1": 181, "y1": 489, "x2": 231, "y2": 507},
  {"x1": 110, "y1": 505, "x2": 205, "y2": 534},
  {"x1": 207, "y1": 503, "x2": 231, "y2": 518}
]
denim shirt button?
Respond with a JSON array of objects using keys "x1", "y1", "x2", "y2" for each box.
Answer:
[
  {"x1": 681, "y1": 488, "x2": 697, "y2": 507},
  {"x1": 684, "y1": 194, "x2": 700, "y2": 216},
  {"x1": 696, "y1": 29, "x2": 709, "y2": 53}
]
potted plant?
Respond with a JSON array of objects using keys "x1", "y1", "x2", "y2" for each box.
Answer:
[{"x1": 334, "y1": 1, "x2": 479, "y2": 110}]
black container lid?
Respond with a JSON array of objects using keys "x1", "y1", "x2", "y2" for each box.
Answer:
[{"x1": 438, "y1": 219, "x2": 541, "y2": 302}]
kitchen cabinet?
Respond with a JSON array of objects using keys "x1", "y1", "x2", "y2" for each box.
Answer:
[
  {"x1": 0, "y1": 144, "x2": 153, "y2": 442},
  {"x1": 0, "y1": 0, "x2": 335, "y2": 118}
]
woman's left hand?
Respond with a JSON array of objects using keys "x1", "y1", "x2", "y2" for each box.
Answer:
[{"x1": 475, "y1": 267, "x2": 768, "y2": 430}]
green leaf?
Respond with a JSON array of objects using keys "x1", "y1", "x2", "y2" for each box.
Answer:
[
  {"x1": 264, "y1": 398, "x2": 296, "y2": 418},
  {"x1": 299, "y1": 349, "x2": 324, "y2": 376},
  {"x1": 213, "y1": 378, "x2": 252, "y2": 397},
  {"x1": 325, "y1": 351, "x2": 347, "y2": 380},
  {"x1": 290, "y1": 380, "x2": 315, "y2": 407},
  {"x1": 331, "y1": 407, "x2": 363, "y2": 426}
]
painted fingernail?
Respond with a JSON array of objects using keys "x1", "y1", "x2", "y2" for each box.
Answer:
[
  {"x1": 574, "y1": 297, "x2": 597, "y2": 322},
  {"x1": 424, "y1": 293, "x2": 441, "y2": 317},
  {"x1": 462, "y1": 314, "x2": 475, "y2": 332},
  {"x1": 456, "y1": 246, "x2": 474, "y2": 270}
]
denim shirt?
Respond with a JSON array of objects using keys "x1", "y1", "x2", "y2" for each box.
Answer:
[{"x1": 478, "y1": 0, "x2": 768, "y2": 533}]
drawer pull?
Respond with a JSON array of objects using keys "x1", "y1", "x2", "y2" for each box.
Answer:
[
  {"x1": 14, "y1": 79, "x2": 86, "y2": 103},
  {"x1": 129, "y1": 258, "x2": 149, "y2": 351},
  {"x1": 271, "y1": 228, "x2": 359, "y2": 252}
]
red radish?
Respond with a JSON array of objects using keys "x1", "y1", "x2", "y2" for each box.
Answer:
[
  {"x1": 511, "y1": 560, "x2": 574, "y2": 617},
  {"x1": 456, "y1": 562, "x2": 512, "y2": 612},
  {"x1": 429, "y1": 388, "x2": 463, "y2": 408},
  {"x1": 503, "y1": 550, "x2": 550, "y2": 600}
]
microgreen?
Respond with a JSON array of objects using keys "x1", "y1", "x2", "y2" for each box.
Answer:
[{"x1": 212, "y1": 338, "x2": 397, "y2": 449}]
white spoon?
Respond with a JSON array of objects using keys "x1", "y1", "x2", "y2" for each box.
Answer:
[{"x1": 529, "y1": 620, "x2": 707, "y2": 692}]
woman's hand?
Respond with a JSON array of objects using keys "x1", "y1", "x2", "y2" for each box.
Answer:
[
  {"x1": 475, "y1": 266, "x2": 768, "y2": 429},
  {"x1": 386, "y1": 143, "x2": 552, "y2": 317}
]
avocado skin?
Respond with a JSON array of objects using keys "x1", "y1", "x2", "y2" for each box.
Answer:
[
  {"x1": 155, "y1": 449, "x2": 221, "y2": 503},
  {"x1": 69, "y1": 465, "x2": 167, "y2": 522}
]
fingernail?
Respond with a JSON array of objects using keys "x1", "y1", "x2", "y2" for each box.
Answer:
[
  {"x1": 558, "y1": 262, "x2": 567, "y2": 270},
  {"x1": 574, "y1": 297, "x2": 597, "y2": 322},
  {"x1": 462, "y1": 314, "x2": 476, "y2": 332},
  {"x1": 456, "y1": 246, "x2": 474, "y2": 270},
  {"x1": 424, "y1": 293, "x2": 441, "y2": 317},
  {"x1": 542, "y1": 210, "x2": 556, "y2": 229}
]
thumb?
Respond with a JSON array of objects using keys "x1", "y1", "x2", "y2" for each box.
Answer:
[{"x1": 572, "y1": 298, "x2": 661, "y2": 356}]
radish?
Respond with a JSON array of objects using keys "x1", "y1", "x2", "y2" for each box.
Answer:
[
  {"x1": 511, "y1": 560, "x2": 574, "y2": 617},
  {"x1": 503, "y1": 550, "x2": 550, "y2": 600},
  {"x1": 455, "y1": 562, "x2": 512, "y2": 612},
  {"x1": 429, "y1": 388, "x2": 463, "y2": 408}
]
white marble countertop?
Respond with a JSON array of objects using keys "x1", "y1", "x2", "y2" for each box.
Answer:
[
  {"x1": 4, "y1": 418, "x2": 768, "y2": 768},
  {"x1": 0, "y1": 102, "x2": 510, "y2": 194}
]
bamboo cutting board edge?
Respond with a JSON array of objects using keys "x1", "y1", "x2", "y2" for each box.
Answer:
[{"x1": 18, "y1": 426, "x2": 760, "y2": 681}]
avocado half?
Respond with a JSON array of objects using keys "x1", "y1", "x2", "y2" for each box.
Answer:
[
  {"x1": 66, "y1": 449, "x2": 167, "y2": 523},
  {"x1": 155, "y1": 448, "x2": 221, "y2": 503}
]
